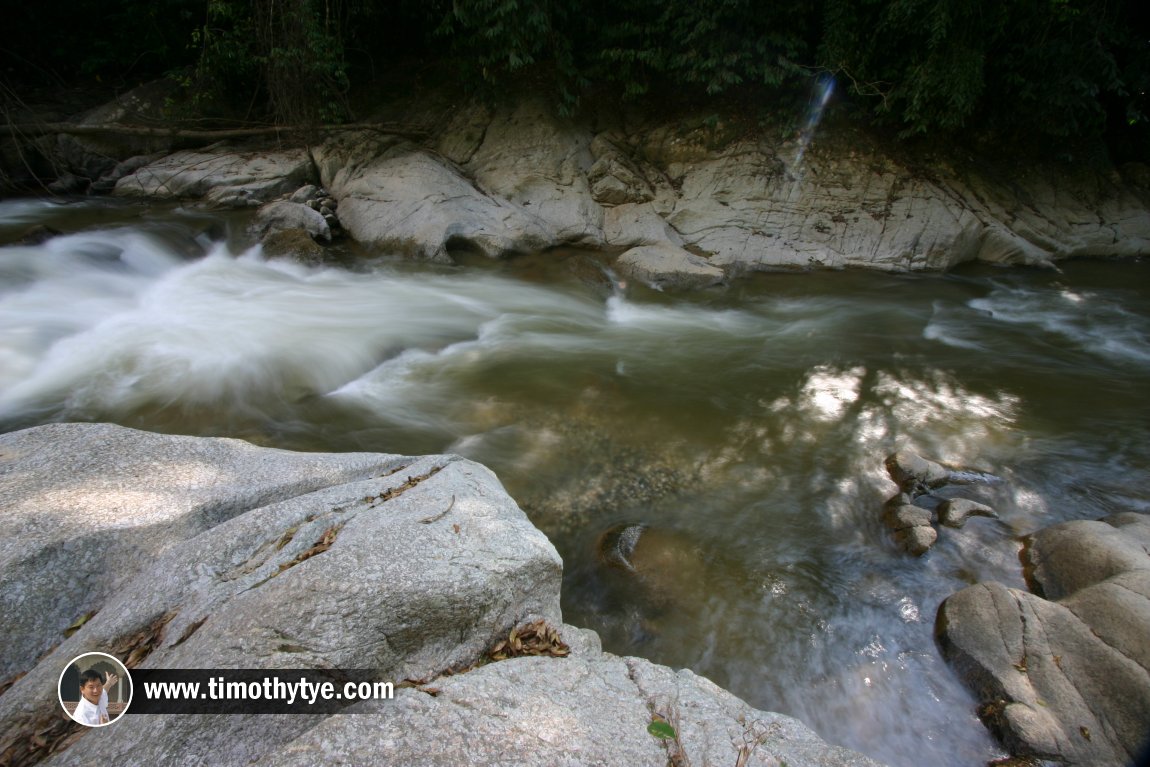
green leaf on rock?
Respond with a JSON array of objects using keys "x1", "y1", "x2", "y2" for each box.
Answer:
[{"x1": 647, "y1": 719, "x2": 677, "y2": 739}]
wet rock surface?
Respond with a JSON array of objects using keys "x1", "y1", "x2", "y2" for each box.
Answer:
[
  {"x1": 937, "y1": 512, "x2": 1150, "y2": 767},
  {"x1": 880, "y1": 450, "x2": 1002, "y2": 556}
]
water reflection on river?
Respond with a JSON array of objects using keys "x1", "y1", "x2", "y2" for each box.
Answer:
[{"x1": 3, "y1": 199, "x2": 1148, "y2": 766}]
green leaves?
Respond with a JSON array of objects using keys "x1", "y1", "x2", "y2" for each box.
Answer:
[{"x1": 647, "y1": 719, "x2": 677, "y2": 739}]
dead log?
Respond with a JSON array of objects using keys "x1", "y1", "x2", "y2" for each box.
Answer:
[{"x1": 0, "y1": 122, "x2": 431, "y2": 141}]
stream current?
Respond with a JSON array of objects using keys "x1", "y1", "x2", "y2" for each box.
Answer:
[{"x1": 3, "y1": 198, "x2": 1149, "y2": 766}]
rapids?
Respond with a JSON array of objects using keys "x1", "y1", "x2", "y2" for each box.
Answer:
[{"x1": 3, "y1": 198, "x2": 1149, "y2": 766}]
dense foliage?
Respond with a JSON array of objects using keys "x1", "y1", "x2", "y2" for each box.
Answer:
[{"x1": 4, "y1": 0, "x2": 1147, "y2": 156}]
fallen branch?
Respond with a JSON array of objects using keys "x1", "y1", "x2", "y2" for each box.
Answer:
[{"x1": 0, "y1": 121, "x2": 431, "y2": 140}]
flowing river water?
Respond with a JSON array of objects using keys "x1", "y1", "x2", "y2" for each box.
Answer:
[{"x1": 3, "y1": 198, "x2": 1149, "y2": 766}]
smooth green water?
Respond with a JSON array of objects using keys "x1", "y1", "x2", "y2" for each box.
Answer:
[{"x1": 3, "y1": 198, "x2": 1148, "y2": 765}]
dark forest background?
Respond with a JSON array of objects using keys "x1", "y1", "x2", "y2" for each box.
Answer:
[{"x1": 3, "y1": 0, "x2": 1148, "y2": 161}]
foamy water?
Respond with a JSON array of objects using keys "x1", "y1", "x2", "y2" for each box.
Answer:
[{"x1": 2, "y1": 205, "x2": 1148, "y2": 767}]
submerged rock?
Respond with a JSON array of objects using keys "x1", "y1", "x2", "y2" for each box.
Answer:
[
  {"x1": 938, "y1": 498, "x2": 998, "y2": 529},
  {"x1": 880, "y1": 450, "x2": 1001, "y2": 555},
  {"x1": 937, "y1": 512, "x2": 1150, "y2": 766},
  {"x1": 882, "y1": 502, "x2": 937, "y2": 556}
]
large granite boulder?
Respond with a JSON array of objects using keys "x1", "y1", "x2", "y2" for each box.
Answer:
[
  {"x1": 0, "y1": 423, "x2": 411, "y2": 681},
  {"x1": 464, "y1": 100, "x2": 605, "y2": 247},
  {"x1": 313, "y1": 132, "x2": 554, "y2": 262},
  {"x1": 0, "y1": 422, "x2": 563, "y2": 766},
  {"x1": 937, "y1": 512, "x2": 1150, "y2": 766},
  {"x1": 114, "y1": 147, "x2": 315, "y2": 207},
  {"x1": 0, "y1": 423, "x2": 881, "y2": 767}
]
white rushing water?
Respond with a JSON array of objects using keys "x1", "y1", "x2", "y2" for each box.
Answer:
[{"x1": 2, "y1": 207, "x2": 1149, "y2": 767}]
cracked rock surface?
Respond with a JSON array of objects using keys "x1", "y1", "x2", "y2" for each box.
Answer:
[
  {"x1": 936, "y1": 512, "x2": 1150, "y2": 766},
  {"x1": 255, "y1": 633, "x2": 884, "y2": 767},
  {"x1": 0, "y1": 423, "x2": 880, "y2": 767},
  {"x1": 103, "y1": 93, "x2": 1150, "y2": 281}
]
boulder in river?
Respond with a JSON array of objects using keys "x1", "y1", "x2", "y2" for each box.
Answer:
[
  {"x1": 884, "y1": 449, "x2": 951, "y2": 494},
  {"x1": 938, "y1": 498, "x2": 998, "y2": 529},
  {"x1": 937, "y1": 512, "x2": 1150, "y2": 766},
  {"x1": 254, "y1": 200, "x2": 331, "y2": 243},
  {"x1": 614, "y1": 242, "x2": 726, "y2": 291},
  {"x1": 880, "y1": 450, "x2": 1002, "y2": 555},
  {"x1": 313, "y1": 133, "x2": 554, "y2": 262},
  {"x1": 882, "y1": 501, "x2": 937, "y2": 557}
]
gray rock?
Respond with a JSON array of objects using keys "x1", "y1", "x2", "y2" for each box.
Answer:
[
  {"x1": 465, "y1": 100, "x2": 605, "y2": 247},
  {"x1": 314, "y1": 133, "x2": 553, "y2": 262},
  {"x1": 254, "y1": 200, "x2": 331, "y2": 242},
  {"x1": 884, "y1": 450, "x2": 950, "y2": 493},
  {"x1": 0, "y1": 422, "x2": 410, "y2": 680},
  {"x1": 604, "y1": 201, "x2": 686, "y2": 248},
  {"x1": 249, "y1": 653, "x2": 886, "y2": 767},
  {"x1": 92, "y1": 152, "x2": 167, "y2": 193},
  {"x1": 615, "y1": 242, "x2": 725, "y2": 290},
  {"x1": 0, "y1": 423, "x2": 562, "y2": 767},
  {"x1": 113, "y1": 147, "x2": 315, "y2": 208},
  {"x1": 882, "y1": 503, "x2": 933, "y2": 531},
  {"x1": 937, "y1": 513, "x2": 1150, "y2": 766},
  {"x1": 1023, "y1": 512, "x2": 1150, "y2": 600},
  {"x1": 49, "y1": 88, "x2": 1150, "y2": 276},
  {"x1": 261, "y1": 228, "x2": 326, "y2": 262},
  {"x1": 434, "y1": 100, "x2": 494, "y2": 165},
  {"x1": 51, "y1": 80, "x2": 179, "y2": 182},
  {"x1": 881, "y1": 498, "x2": 938, "y2": 555},
  {"x1": 892, "y1": 524, "x2": 937, "y2": 557},
  {"x1": 46, "y1": 171, "x2": 88, "y2": 194},
  {"x1": 289, "y1": 184, "x2": 319, "y2": 204},
  {"x1": 588, "y1": 135, "x2": 655, "y2": 206},
  {"x1": 938, "y1": 498, "x2": 997, "y2": 528}
]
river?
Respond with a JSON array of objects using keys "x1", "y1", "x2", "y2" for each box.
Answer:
[{"x1": 3, "y1": 198, "x2": 1149, "y2": 766}]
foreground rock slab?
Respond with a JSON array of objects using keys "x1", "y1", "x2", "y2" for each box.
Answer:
[
  {"x1": 260, "y1": 647, "x2": 885, "y2": 767},
  {"x1": 0, "y1": 423, "x2": 881, "y2": 767},
  {"x1": 0, "y1": 422, "x2": 412, "y2": 681},
  {"x1": 937, "y1": 512, "x2": 1150, "y2": 766}
]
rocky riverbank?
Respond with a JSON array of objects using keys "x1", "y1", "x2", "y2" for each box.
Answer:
[
  {"x1": 0, "y1": 423, "x2": 883, "y2": 767},
  {"x1": 871, "y1": 449, "x2": 1150, "y2": 766},
  {"x1": 6, "y1": 81, "x2": 1150, "y2": 287}
]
